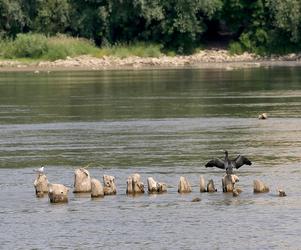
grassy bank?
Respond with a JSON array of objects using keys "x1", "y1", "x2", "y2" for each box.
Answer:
[
  {"x1": 98, "y1": 43, "x2": 164, "y2": 58},
  {"x1": 0, "y1": 34, "x2": 98, "y2": 61},
  {"x1": 0, "y1": 33, "x2": 164, "y2": 61}
]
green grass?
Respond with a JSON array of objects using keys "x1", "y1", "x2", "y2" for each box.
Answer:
[
  {"x1": 0, "y1": 34, "x2": 166, "y2": 61},
  {"x1": 44, "y1": 35, "x2": 100, "y2": 60},
  {"x1": 97, "y1": 42, "x2": 163, "y2": 58},
  {"x1": 0, "y1": 33, "x2": 100, "y2": 61}
]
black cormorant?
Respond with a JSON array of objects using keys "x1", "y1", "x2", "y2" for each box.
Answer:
[{"x1": 205, "y1": 150, "x2": 252, "y2": 174}]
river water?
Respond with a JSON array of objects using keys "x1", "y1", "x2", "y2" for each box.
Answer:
[{"x1": 0, "y1": 67, "x2": 301, "y2": 249}]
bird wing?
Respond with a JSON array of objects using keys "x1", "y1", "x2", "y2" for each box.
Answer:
[
  {"x1": 233, "y1": 155, "x2": 252, "y2": 169},
  {"x1": 205, "y1": 158, "x2": 225, "y2": 169}
]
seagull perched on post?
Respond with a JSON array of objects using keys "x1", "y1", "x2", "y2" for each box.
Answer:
[
  {"x1": 205, "y1": 150, "x2": 252, "y2": 175},
  {"x1": 34, "y1": 165, "x2": 44, "y2": 174}
]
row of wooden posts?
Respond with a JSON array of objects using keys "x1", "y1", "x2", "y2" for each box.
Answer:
[{"x1": 34, "y1": 168, "x2": 277, "y2": 203}]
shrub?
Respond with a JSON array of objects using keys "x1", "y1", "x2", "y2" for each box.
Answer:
[
  {"x1": 12, "y1": 33, "x2": 48, "y2": 58},
  {"x1": 0, "y1": 33, "x2": 165, "y2": 60},
  {"x1": 0, "y1": 33, "x2": 100, "y2": 60},
  {"x1": 98, "y1": 42, "x2": 163, "y2": 58},
  {"x1": 43, "y1": 34, "x2": 99, "y2": 60},
  {"x1": 229, "y1": 42, "x2": 244, "y2": 55}
]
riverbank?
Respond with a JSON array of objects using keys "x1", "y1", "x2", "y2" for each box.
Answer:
[{"x1": 1, "y1": 49, "x2": 301, "y2": 72}]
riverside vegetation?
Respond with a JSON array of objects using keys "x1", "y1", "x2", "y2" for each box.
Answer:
[
  {"x1": 1, "y1": 0, "x2": 301, "y2": 61},
  {"x1": 0, "y1": 33, "x2": 261, "y2": 69},
  {"x1": 0, "y1": 34, "x2": 163, "y2": 61}
]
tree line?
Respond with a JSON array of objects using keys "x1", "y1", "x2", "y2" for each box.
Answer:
[{"x1": 1, "y1": 0, "x2": 301, "y2": 54}]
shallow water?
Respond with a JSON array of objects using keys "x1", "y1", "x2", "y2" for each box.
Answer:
[{"x1": 0, "y1": 68, "x2": 301, "y2": 249}]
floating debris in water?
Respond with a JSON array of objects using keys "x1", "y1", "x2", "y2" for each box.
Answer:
[
  {"x1": 258, "y1": 113, "x2": 268, "y2": 119},
  {"x1": 278, "y1": 189, "x2": 287, "y2": 197}
]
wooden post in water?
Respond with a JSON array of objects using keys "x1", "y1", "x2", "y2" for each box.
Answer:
[
  {"x1": 91, "y1": 178, "x2": 104, "y2": 198},
  {"x1": 253, "y1": 180, "x2": 269, "y2": 193},
  {"x1": 103, "y1": 175, "x2": 117, "y2": 195},
  {"x1": 207, "y1": 179, "x2": 217, "y2": 192},
  {"x1": 147, "y1": 177, "x2": 167, "y2": 194},
  {"x1": 199, "y1": 175, "x2": 206, "y2": 192},
  {"x1": 73, "y1": 168, "x2": 92, "y2": 193},
  {"x1": 178, "y1": 176, "x2": 192, "y2": 193},
  {"x1": 34, "y1": 173, "x2": 49, "y2": 197},
  {"x1": 222, "y1": 174, "x2": 239, "y2": 192},
  {"x1": 48, "y1": 183, "x2": 69, "y2": 203},
  {"x1": 126, "y1": 173, "x2": 144, "y2": 195}
]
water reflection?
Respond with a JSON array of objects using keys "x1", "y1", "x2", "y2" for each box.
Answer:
[{"x1": 1, "y1": 68, "x2": 301, "y2": 124}]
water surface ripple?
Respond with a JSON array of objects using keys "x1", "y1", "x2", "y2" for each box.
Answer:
[{"x1": 0, "y1": 68, "x2": 301, "y2": 249}]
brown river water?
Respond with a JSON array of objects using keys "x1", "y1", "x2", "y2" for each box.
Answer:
[{"x1": 0, "y1": 68, "x2": 301, "y2": 249}]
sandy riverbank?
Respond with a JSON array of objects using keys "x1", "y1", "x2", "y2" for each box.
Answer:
[{"x1": 1, "y1": 49, "x2": 301, "y2": 72}]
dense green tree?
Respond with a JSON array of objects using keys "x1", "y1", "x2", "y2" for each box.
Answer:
[
  {"x1": 106, "y1": 0, "x2": 160, "y2": 44},
  {"x1": 69, "y1": 0, "x2": 110, "y2": 45},
  {"x1": 0, "y1": 0, "x2": 27, "y2": 37},
  {"x1": 34, "y1": 0, "x2": 71, "y2": 35},
  {"x1": 69, "y1": 0, "x2": 222, "y2": 53},
  {"x1": 267, "y1": 0, "x2": 301, "y2": 43},
  {"x1": 106, "y1": 0, "x2": 222, "y2": 53},
  {"x1": 159, "y1": 0, "x2": 222, "y2": 53},
  {"x1": 220, "y1": 0, "x2": 267, "y2": 38},
  {"x1": 2, "y1": 0, "x2": 301, "y2": 55}
]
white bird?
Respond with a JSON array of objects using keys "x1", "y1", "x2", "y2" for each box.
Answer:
[{"x1": 34, "y1": 166, "x2": 44, "y2": 174}]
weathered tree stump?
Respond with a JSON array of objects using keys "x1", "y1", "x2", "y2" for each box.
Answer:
[
  {"x1": 103, "y1": 175, "x2": 117, "y2": 195},
  {"x1": 207, "y1": 179, "x2": 217, "y2": 192},
  {"x1": 48, "y1": 183, "x2": 69, "y2": 203},
  {"x1": 178, "y1": 176, "x2": 192, "y2": 193},
  {"x1": 222, "y1": 174, "x2": 239, "y2": 192},
  {"x1": 199, "y1": 175, "x2": 206, "y2": 193},
  {"x1": 34, "y1": 173, "x2": 49, "y2": 197},
  {"x1": 91, "y1": 178, "x2": 104, "y2": 198},
  {"x1": 73, "y1": 168, "x2": 91, "y2": 193},
  {"x1": 147, "y1": 177, "x2": 167, "y2": 194},
  {"x1": 126, "y1": 173, "x2": 145, "y2": 195},
  {"x1": 253, "y1": 180, "x2": 269, "y2": 193}
]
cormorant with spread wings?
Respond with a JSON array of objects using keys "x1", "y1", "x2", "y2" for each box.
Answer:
[{"x1": 205, "y1": 150, "x2": 252, "y2": 174}]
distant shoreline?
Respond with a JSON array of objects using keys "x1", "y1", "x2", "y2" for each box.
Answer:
[{"x1": 1, "y1": 49, "x2": 301, "y2": 72}]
